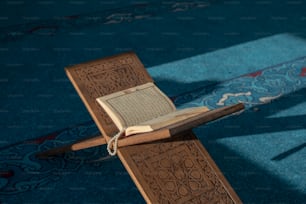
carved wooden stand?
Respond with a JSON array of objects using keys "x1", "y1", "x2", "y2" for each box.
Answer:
[{"x1": 37, "y1": 52, "x2": 243, "y2": 203}]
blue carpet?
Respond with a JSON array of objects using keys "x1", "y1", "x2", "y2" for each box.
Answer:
[
  {"x1": 1, "y1": 0, "x2": 306, "y2": 203},
  {"x1": 178, "y1": 56, "x2": 306, "y2": 203},
  {"x1": 2, "y1": 0, "x2": 306, "y2": 145}
]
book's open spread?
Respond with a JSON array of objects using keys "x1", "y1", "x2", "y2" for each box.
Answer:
[{"x1": 96, "y1": 82, "x2": 210, "y2": 136}]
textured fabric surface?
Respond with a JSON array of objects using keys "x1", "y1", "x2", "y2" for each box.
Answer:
[
  {"x1": 2, "y1": 0, "x2": 306, "y2": 145},
  {"x1": 1, "y1": 0, "x2": 306, "y2": 203}
]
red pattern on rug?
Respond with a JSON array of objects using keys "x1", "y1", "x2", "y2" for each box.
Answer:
[
  {"x1": 300, "y1": 68, "x2": 306, "y2": 77},
  {"x1": 246, "y1": 70, "x2": 263, "y2": 77}
]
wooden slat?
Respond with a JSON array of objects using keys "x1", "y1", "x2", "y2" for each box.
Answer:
[
  {"x1": 36, "y1": 135, "x2": 106, "y2": 158},
  {"x1": 36, "y1": 129, "x2": 171, "y2": 158},
  {"x1": 65, "y1": 52, "x2": 242, "y2": 203},
  {"x1": 168, "y1": 103, "x2": 245, "y2": 135}
]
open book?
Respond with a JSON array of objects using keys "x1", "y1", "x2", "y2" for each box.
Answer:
[{"x1": 96, "y1": 82, "x2": 210, "y2": 136}]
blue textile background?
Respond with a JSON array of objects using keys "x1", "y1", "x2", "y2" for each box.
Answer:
[{"x1": 1, "y1": 0, "x2": 306, "y2": 203}]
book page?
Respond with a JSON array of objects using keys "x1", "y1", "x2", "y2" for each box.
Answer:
[
  {"x1": 140, "y1": 106, "x2": 210, "y2": 129},
  {"x1": 96, "y1": 83, "x2": 176, "y2": 130}
]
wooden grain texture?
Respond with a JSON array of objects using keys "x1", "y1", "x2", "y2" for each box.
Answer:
[
  {"x1": 118, "y1": 129, "x2": 171, "y2": 147},
  {"x1": 65, "y1": 52, "x2": 242, "y2": 203}
]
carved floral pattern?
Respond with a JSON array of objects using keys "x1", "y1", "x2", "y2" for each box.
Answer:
[
  {"x1": 128, "y1": 134, "x2": 235, "y2": 203},
  {"x1": 70, "y1": 53, "x2": 152, "y2": 134}
]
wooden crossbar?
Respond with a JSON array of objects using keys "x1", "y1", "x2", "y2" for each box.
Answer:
[{"x1": 37, "y1": 103, "x2": 244, "y2": 158}]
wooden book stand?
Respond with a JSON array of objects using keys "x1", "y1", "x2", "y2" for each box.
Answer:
[{"x1": 37, "y1": 52, "x2": 243, "y2": 203}]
